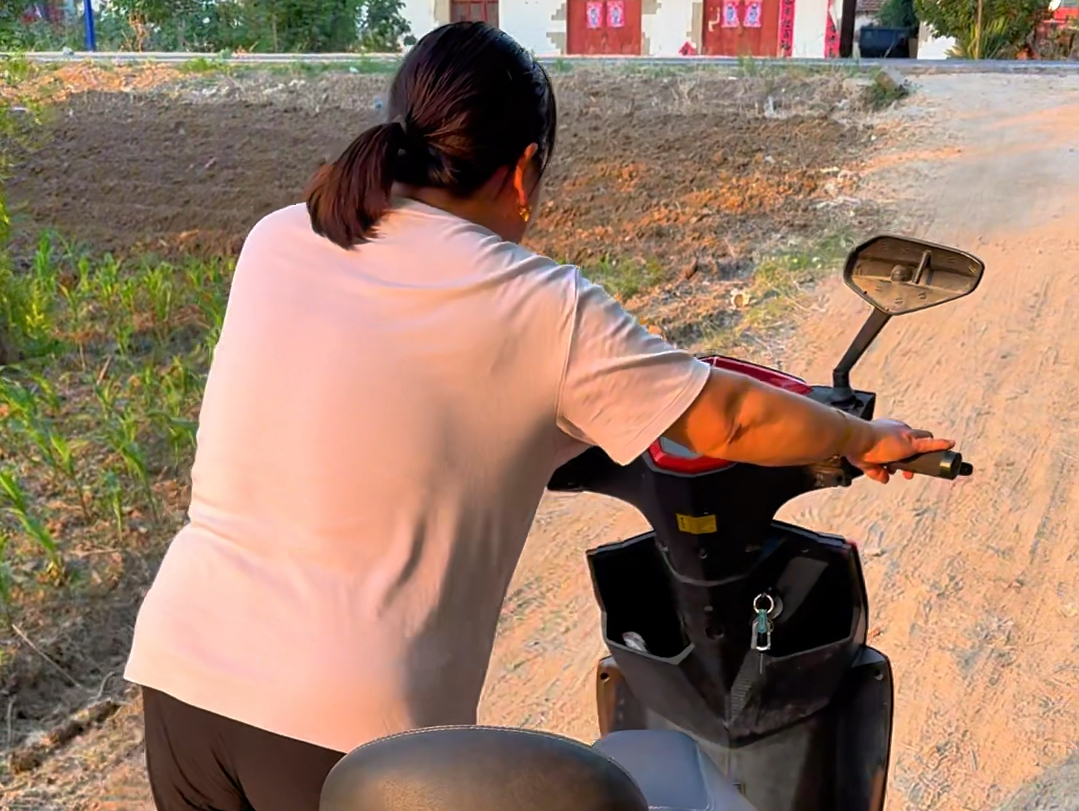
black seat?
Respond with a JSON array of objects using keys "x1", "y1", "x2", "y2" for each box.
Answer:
[
  {"x1": 320, "y1": 725, "x2": 649, "y2": 811},
  {"x1": 593, "y1": 730, "x2": 757, "y2": 811}
]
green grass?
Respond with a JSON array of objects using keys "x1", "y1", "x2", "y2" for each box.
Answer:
[
  {"x1": 0, "y1": 233, "x2": 229, "y2": 619},
  {"x1": 174, "y1": 55, "x2": 401, "y2": 78},
  {"x1": 864, "y1": 68, "x2": 911, "y2": 110},
  {"x1": 177, "y1": 55, "x2": 230, "y2": 74},
  {"x1": 587, "y1": 255, "x2": 664, "y2": 302},
  {"x1": 695, "y1": 231, "x2": 856, "y2": 353},
  {"x1": 0, "y1": 53, "x2": 34, "y2": 86}
]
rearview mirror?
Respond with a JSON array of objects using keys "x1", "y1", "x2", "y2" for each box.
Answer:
[{"x1": 844, "y1": 236, "x2": 985, "y2": 316}]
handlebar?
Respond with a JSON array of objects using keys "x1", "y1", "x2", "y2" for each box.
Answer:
[{"x1": 891, "y1": 450, "x2": 973, "y2": 480}]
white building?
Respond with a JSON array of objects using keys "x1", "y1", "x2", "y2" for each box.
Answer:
[{"x1": 400, "y1": 0, "x2": 850, "y2": 58}]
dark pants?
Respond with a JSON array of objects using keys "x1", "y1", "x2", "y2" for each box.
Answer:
[{"x1": 142, "y1": 686, "x2": 345, "y2": 811}]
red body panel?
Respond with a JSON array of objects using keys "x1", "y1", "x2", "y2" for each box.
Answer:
[{"x1": 646, "y1": 355, "x2": 812, "y2": 474}]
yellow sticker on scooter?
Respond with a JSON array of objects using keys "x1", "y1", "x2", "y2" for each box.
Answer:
[{"x1": 676, "y1": 513, "x2": 717, "y2": 534}]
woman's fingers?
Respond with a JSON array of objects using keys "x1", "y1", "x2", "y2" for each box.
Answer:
[
  {"x1": 911, "y1": 436, "x2": 955, "y2": 453},
  {"x1": 852, "y1": 423, "x2": 958, "y2": 484},
  {"x1": 863, "y1": 464, "x2": 889, "y2": 484}
]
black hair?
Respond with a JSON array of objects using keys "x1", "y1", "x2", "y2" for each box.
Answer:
[{"x1": 304, "y1": 22, "x2": 558, "y2": 249}]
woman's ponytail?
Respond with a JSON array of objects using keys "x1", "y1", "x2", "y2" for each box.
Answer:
[
  {"x1": 303, "y1": 23, "x2": 557, "y2": 250},
  {"x1": 304, "y1": 121, "x2": 404, "y2": 249}
]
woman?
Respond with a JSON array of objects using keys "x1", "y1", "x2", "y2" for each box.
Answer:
[{"x1": 125, "y1": 21, "x2": 951, "y2": 811}]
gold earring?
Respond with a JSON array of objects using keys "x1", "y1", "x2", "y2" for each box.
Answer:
[{"x1": 519, "y1": 203, "x2": 532, "y2": 223}]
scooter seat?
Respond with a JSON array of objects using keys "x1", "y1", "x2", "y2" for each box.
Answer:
[
  {"x1": 320, "y1": 725, "x2": 649, "y2": 811},
  {"x1": 593, "y1": 730, "x2": 757, "y2": 811}
]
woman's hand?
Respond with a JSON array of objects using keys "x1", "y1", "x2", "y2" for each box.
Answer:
[{"x1": 847, "y1": 418, "x2": 955, "y2": 484}]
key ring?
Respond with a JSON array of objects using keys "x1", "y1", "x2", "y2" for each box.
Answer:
[{"x1": 753, "y1": 593, "x2": 775, "y2": 615}]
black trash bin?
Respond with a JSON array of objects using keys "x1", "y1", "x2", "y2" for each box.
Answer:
[{"x1": 858, "y1": 25, "x2": 913, "y2": 58}]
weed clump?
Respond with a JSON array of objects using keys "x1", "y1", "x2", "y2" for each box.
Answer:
[{"x1": 865, "y1": 67, "x2": 911, "y2": 111}]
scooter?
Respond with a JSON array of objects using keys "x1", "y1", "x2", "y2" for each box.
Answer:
[{"x1": 320, "y1": 235, "x2": 985, "y2": 811}]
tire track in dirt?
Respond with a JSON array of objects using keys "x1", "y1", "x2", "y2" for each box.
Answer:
[
  {"x1": 777, "y1": 74, "x2": 1079, "y2": 811},
  {"x1": 478, "y1": 493, "x2": 649, "y2": 740}
]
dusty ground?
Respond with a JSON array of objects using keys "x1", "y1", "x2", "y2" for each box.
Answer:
[
  {"x1": 778, "y1": 73, "x2": 1079, "y2": 811},
  {"x1": 2, "y1": 66, "x2": 1079, "y2": 811}
]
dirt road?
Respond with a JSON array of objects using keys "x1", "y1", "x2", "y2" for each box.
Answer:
[
  {"x1": 780, "y1": 73, "x2": 1079, "y2": 811},
  {"x1": 480, "y1": 72, "x2": 1079, "y2": 811}
]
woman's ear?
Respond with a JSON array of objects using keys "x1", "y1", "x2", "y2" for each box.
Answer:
[{"x1": 512, "y1": 143, "x2": 540, "y2": 205}]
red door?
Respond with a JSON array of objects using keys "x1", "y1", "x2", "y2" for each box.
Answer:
[
  {"x1": 702, "y1": 0, "x2": 782, "y2": 56},
  {"x1": 567, "y1": 0, "x2": 642, "y2": 54},
  {"x1": 450, "y1": 0, "x2": 499, "y2": 26}
]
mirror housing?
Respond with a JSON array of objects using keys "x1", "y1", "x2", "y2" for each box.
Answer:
[
  {"x1": 829, "y1": 235, "x2": 985, "y2": 402},
  {"x1": 844, "y1": 235, "x2": 985, "y2": 316}
]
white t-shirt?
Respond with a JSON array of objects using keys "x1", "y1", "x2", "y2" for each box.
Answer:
[{"x1": 124, "y1": 200, "x2": 710, "y2": 754}]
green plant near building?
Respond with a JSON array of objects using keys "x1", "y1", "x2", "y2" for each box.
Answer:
[
  {"x1": 914, "y1": 0, "x2": 1050, "y2": 58},
  {"x1": 877, "y1": 0, "x2": 919, "y2": 30},
  {"x1": 945, "y1": 15, "x2": 1021, "y2": 58}
]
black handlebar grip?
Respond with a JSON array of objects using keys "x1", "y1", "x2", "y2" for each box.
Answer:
[{"x1": 892, "y1": 450, "x2": 973, "y2": 480}]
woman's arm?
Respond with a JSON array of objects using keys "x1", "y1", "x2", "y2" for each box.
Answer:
[{"x1": 665, "y1": 367, "x2": 952, "y2": 483}]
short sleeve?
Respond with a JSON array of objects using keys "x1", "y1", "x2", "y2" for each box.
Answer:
[{"x1": 556, "y1": 272, "x2": 712, "y2": 465}]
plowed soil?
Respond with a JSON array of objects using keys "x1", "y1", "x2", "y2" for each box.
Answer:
[
  {"x1": 5, "y1": 67, "x2": 871, "y2": 278},
  {"x1": 3, "y1": 66, "x2": 1079, "y2": 811}
]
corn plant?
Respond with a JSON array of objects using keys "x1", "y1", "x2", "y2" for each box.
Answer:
[
  {"x1": 137, "y1": 361, "x2": 160, "y2": 413},
  {"x1": 14, "y1": 234, "x2": 62, "y2": 354},
  {"x1": 101, "y1": 470, "x2": 125, "y2": 547},
  {"x1": 92, "y1": 377, "x2": 113, "y2": 412},
  {"x1": 113, "y1": 320, "x2": 135, "y2": 360},
  {"x1": 0, "y1": 373, "x2": 94, "y2": 517},
  {"x1": 119, "y1": 276, "x2": 140, "y2": 323},
  {"x1": 190, "y1": 259, "x2": 230, "y2": 358},
  {"x1": 59, "y1": 254, "x2": 94, "y2": 369},
  {"x1": 34, "y1": 426, "x2": 92, "y2": 521},
  {"x1": 22, "y1": 369, "x2": 59, "y2": 411},
  {"x1": 93, "y1": 254, "x2": 123, "y2": 332},
  {"x1": 107, "y1": 413, "x2": 159, "y2": 524},
  {"x1": 148, "y1": 358, "x2": 198, "y2": 467},
  {"x1": 144, "y1": 264, "x2": 175, "y2": 344},
  {"x1": 0, "y1": 528, "x2": 13, "y2": 624},
  {"x1": 0, "y1": 376, "x2": 38, "y2": 423},
  {"x1": 0, "y1": 468, "x2": 64, "y2": 582}
]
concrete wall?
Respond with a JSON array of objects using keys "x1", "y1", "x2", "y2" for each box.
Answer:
[
  {"x1": 790, "y1": 0, "x2": 829, "y2": 57},
  {"x1": 642, "y1": 0, "x2": 697, "y2": 56},
  {"x1": 918, "y1": 23, "x2": 955, "y2": 59},
  {"x1": 503, "y1": 0, "x2": 568, "y2": 55},
  {"x1": 401, "y1": 0, "x2": 441, "y2": 46}
]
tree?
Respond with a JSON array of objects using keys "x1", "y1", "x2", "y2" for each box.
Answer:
[
  {"x1": 914, "y1": 0, "x2": 1050, "y2": 56},
  {"x1": 358, "y1": 0, "x2": 410, "y2": 51},
  {"x1": 103, "y1": 0, "x2": 228, "y2": 50},
  {"x1": 100, "y1": 0, "x2": 411, "y2": 52},
  {"x1": 244, "y1": 0, "x2": 361, "y2": 52},
  {"x1": 878, "y1": 0, "x2": 918, "y2": 30}
]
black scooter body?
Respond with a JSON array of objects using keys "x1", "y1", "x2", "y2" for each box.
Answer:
[{"x1": 548, "y1": 375, "x2": 893, "y2": 811}]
